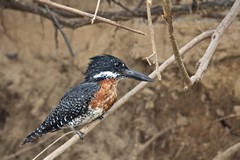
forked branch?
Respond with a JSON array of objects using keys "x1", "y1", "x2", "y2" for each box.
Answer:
[
  {"x1": 145, "y1": 0, "x2": 161, "y2": 80},
  {"x1": 44, "y1": 5, "x2": 75, "y2": 57},
  {"x1": 161, "y1": 0, "x2": 192, "y2": 87},
  {"x1": 35, "y1": 0, "x2": 146, "y2": 35},
  {"x1": 91, "y1": 0, "x2": 101, "y2": 24},
  {"x1": 190, "y1": 0, "x2": 240, "y2": 86},
  {"x1": 43, "y1": 30, "x2": 214, "y2": 160}
]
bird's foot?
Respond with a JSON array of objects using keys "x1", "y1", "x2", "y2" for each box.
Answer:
[
  {"x1": 70, "y1": 127, "x2": 84, "y2": 140},
  {"x1": 97, "y1": 114, "x2": 104, "y2": 120},
  {"x1": 75, "y1": 130, "x2": 84, "y2": 140}
]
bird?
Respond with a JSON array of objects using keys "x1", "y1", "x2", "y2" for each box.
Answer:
[{"x1": 22, "y1": 55, "x2": 154, "y2": 145}]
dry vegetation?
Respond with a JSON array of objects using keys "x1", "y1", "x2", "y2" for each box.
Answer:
[{"x1": 0, "y1": 0, "x2": 240, "y2": 160}]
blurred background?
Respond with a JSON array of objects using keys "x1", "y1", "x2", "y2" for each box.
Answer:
[{"x1": 0, "y1": 0, "x2": 240, "y2": 159}]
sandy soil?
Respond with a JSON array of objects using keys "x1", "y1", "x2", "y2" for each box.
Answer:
[{"x1": 0, "y1": 2, "x2": 240, "y2": 160}]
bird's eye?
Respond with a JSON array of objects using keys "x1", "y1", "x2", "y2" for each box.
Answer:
[{"x1": 115, "y1": 62, "x2": 121, "y2": 68}]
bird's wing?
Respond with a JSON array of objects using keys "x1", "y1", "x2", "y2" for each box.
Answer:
[
  {"x1": 42, "y1": 82, "x2": 100, "y2": 132},
  {"x1": 22, "y1": 82, "x2": 100, "y2": 145}
]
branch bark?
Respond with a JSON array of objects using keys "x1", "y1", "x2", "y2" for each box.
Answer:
[
  {"x1": 35, "y1": 0, "x2": 146, "y2": 35},
  {"x1": 190, "y1": 0, "x2": 240, "y2": 86},
  {"x1": 1, "y1": 0, "x2": 234, "y2": 29},
  {"x1": 44, "y1": 5, "x2": 75, "y2": 57},
  {"x1": 91, "y1": 0, "x2": 101, "y2": 24},
  {"x1": 161, "y1": 0, "x2": 192, "y2": 87},
  {"x1": 43, "y1": 30, "x2": 214, "y2": 160},
  {"x1": 146, "y1": 0, "x2": 161, "y2": 80},
  {"x1": 135, "y1": 124, "x2": 181, "y2": 157},
  {"x1": 213, "y1": 142, "x2": 240, "y2": 160}
]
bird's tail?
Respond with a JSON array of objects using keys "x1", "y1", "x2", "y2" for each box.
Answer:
[{"x1": 21, "y1": 124, "x2": 47, "y2": 145}]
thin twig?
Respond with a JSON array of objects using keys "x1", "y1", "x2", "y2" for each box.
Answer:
[
  {"x1": 45, "y1": 5, "x2": 75, "y2": 57},
  {"x1": 146, "y1": 0, "x2": 161, "y2": 80},
  {"x1": 112, "y1": 0, "x2": 137, "y2": 15},
  {"x1": 2, "y1": 135, "x2": 54, "y2": 160},
  {"x1": 173, "y1": 142, "x2": 185, "y2": 160},
  {"x1": 190, "y1": 0, "x2": 240, "y2": 86},
  {"x1": 161, "y1": 0, "x2": 192, "y2": 87},
  {"x1": 160, "y1": 30, "x2": 214, "y2": 72},
  {"x1": 211, "y1": 114, "x2": 240, "y2": 124},
  {"x1": 33, "y1": 131, "x2": 75, "y2": 160},
  {"x1": 136, "y1": 124, "x2": 181, "y2": 156},
  {"x1": 143, "y1": 53, "x2": 155, "y2": 65},
  {"x1": 136, "y1": 0, "x2": 145, "y2": 9},
  {"x1": 212, "y1": 142, "x2": 240, "y2": 160},
  {"x1": 35, "y1": 0, "x2": 146, "y2": 35},
  {"x1": 43, "y1": 30, "x2": 214, "y2": 160},
  {"x1": 3, "y1": 0, "x2": 234, "y2": 29},
  {"x1": 91, "y1": 0, "x2": 101, "y2": 24}
]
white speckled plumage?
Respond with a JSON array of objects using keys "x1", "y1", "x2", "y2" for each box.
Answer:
[
  {"x1": 22, "y1": 55, "x2": 153, "y2": 145},
  {"x1": 67, "y1": 107, "x2": 103, "y2": 127}
]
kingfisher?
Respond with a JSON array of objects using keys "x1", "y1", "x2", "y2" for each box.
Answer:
[{"x1": 22, "y1": 55, "x2": 154, "y2": 145}]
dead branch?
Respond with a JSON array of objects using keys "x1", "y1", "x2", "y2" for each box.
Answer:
[
  {"x1": 145, "y1": 0, "x2": 161, "y2": 80},
  {"x1": 111, "y1": 0, "x2": 138, "y2": 16},
  {"x1": 144, "y1": 53, "x2": 155, "y2": 65},
  {"x1": 35, "y1": 0, "x2": 146, "y2": 35},
  {"x1": 212, "y1": 142, "x2": 240, "y2": 160},
  {"x1": 45, "y1": 5, "x2": 75, "y2": 57},
  {"x1": 161, "y1": 0, "x2": 191, "y2": 87},
  {"x1": 91, "y1": 0, "x2": 101, "y2": 24},
  {"x1": 135, "y1": 124, "x2": 182, "y2": 157},
  {"x1": 1, "y1": 0, "x2": 234, "y2": 29},
  {"x1": 190, "y1": 0, "x2": 240, "y2": 86},
  {"x1": 173, "y1": 142, "x2": 185, "y2": 160},
  {"x1": 211, "y1": 114, "x2": 240, "y2": 125},
  {"x1": 33, "y1": 131, "x2": 75, "y2": 160},
  {"x1": 2, "y1": 135, "x2": 55, "y2": 160},
  {"x1": 43, "y1": 30, "x2": 214, "y2": 160}
]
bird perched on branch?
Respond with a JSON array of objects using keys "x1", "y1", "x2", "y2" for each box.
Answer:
[{"x1": 22, "y1": 55, "x2": 154, "y2": 145}]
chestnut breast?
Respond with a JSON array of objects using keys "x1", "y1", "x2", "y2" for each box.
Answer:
[{"x1": 89, "y1": 79, "x2": 118, "y2": 112}]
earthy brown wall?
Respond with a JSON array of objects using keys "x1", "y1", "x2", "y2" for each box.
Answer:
[{"x1": 1, "y1": 2, "x2": 240, "y2": 159}]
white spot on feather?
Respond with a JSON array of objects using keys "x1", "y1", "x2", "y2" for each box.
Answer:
[{"x1": 67, "y1": 107, "x2": 103, "y2": 127}]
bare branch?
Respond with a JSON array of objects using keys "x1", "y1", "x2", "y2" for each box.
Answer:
[
  {"x1": 173, "y1": 142, "x2": 185, "y2": 160},
  {"x1": 33, "y1": 131, "x2": 75, "y2": 160},
  {"x1": 45, "y1": 5, "x2": 75, "y2": 57},
  {"x1": 43, "y1": 30, "x2": 214, "y2": 160},
  {"x1": 161, "y1": 0, "x2": 192, "y2": 87},
  {"x1": 213, "y1": 142, "x2": 240, "y2": 160},
  {"x1": 135, "y1": 124, "x2": 182, "y2": 156},
  {"x1": 190, "y1": 0, "x2": 240, "y2": 86},
  {"x1": 91, "y1": 0, "x2": 101, "y2": 24},
  {"x1": 2, "y1": 135, "x2": 55, "y2": 160},
  {"x1": 146, "y1": 0, "x2": 161, "y2": 80},
  {"x1": 111, "y1": 0, "x2": 137, "y2": 15},
  {"x1": 159, "y1": 30, "x2": 214, "y2": 73},
  {"x1": 211, "y1": 114, "x2": 240, "y2": 125},
  {"x1": 2, "y1": 0, "x2": 234, "y2": 29},
  {"x1": 35, "y1": 0, "x2": 146, "y2": 35},
  {"x1": 143, "y1": 53, "x2": 155, "y2": 65}
]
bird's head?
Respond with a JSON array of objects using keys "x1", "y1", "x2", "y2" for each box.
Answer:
[{"x1": 84, "y1": 55, "x2": 154, "y2": 82}]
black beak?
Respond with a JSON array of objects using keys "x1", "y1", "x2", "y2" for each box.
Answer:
[{"x1": 123, "y1": 69, "x2": 154, "y2": 82}]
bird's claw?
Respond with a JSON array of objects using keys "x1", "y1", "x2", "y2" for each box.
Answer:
[
  {"x1": 97, "y1": 115, "x2": 104, "y2": 120},
  {"x1": 75, "y1": 130, "x2": 84, "y2": 140}
]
